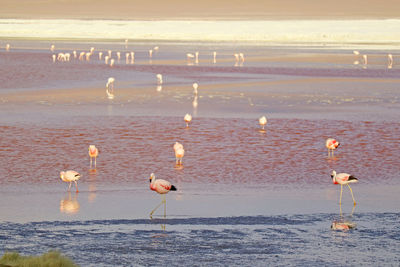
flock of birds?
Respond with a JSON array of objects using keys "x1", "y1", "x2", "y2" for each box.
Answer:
[
  {"x1": 3, "y1": 42, "x2": 370, "y2": 228},
  {"x1": 58, "y1": 114, "x2": 358, "y2": 220}
]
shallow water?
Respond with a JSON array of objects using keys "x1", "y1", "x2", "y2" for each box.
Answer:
[{"x1": 1, "y1": 41, "x2": 400, "y2": 265}]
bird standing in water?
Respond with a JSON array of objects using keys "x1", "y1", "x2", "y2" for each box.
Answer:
[
  {"x1": 88, "y1": 145, "x2": 99, "y2": 169},
  {"x1": 184, "y1": 113, "x2": 192, "y2": 127},
  {"x1": 331, "y1": 170, "x2": 358, "y2": 205},
  {"x1": 60, "y1": 170, "x2": 81, "y2": 193},
  {"x1": 173, "y1": 142, "x2": 185, "y2": 165},
  {"x1": 149, "y1": 173, "x2": 177, "y2": 218},
  {"x1": 259, "y1": 116, "x2": 267, "y2": 130},
  {"x1": 326, "y1": 138, "x2": 340, "y2": 157}
]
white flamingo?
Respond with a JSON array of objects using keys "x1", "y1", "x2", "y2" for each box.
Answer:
[
  {"x1": 195, "y1": 51, "x2": 199, "y2": 64},
  {"x1": 5, "y1": 44, "x2": 10, "y2": 51},
  {"x1": 73, "y1": 50, "x2": 77, "y2": 59},
  {"x1": 110, "y1": 58, "x2": 115, "y2": 67},
  {"x1": 79, "y1": 51, "x2": 85, "y2": 61},
  {"x1": 388, "y1": 54, "x2": 393, "y2": 69},
  {"x1": 193, "y1": 83, "x2": 198, "y2": 95},
  {"x1": 184, "y1": 113, "x2": 192, "y2": 127},
  {"x1": 106, "y1": 77, "x2": 115, "y2": 99},
  {"x1": 104, "y1": 55, "x2": 109, "y2": 65},
  {"x1": 149, "y1": 49, "x2": 153, "y2": 58},
  {"x1": 259, "y1": 116, "x2": 267, "y2": 130},
  {"x1": 156, "y1": 74, "x2": 163, "y2": 85},
  {"x1": 130, "y1": 52, "x2": 135, "y2": 64},
  {"x1": 108, "y1": 50, "x2": 112, "y2": 58},
  {"x1": 52, "y1": 54, "x2": 56, "y2": 63},
  {"x1": 60, "y1": 170, "x2": 81, "y2": 193},
  {"x1": 149, "y1": 173, "x2": 177, "y2": 218},
  {"x1": 213, "y1": 51, "x2": 217, "y2": 64},
  {"x1": 363, "y1": 54, "x2": 368, "y2": 65},
  {"x1": 117, "y1": 52, "x2": 121, "y2": 61},
  {"x1": 50, "y1": 44, "x2": 55, "y2": 52},
  {"x1": 173, "y1": 142, "x2": 185, "y2": 165},
  {"x1": 99, "y1": 52, "x2": 103, "y2": 60}
]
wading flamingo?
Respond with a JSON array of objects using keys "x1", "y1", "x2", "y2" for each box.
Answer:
[
  {"x1": 108, "y1": 50, "x2": 112, "y2": 58},
  {"x1": 173, "y1": 142, "x2": 184, "y2": 165},
  {"x1": 259, "y1": 116, "x2": 267, "y2": 130},
  {"x1": 99, "y1": 52, "x2": 103, "y2": 60},
  {"x1": 213, "y1": 51, "x2": 217, "y2": 64},
  {"x1": 52, "y1": 54, "x2": 56, "y2": 63},
  {"x1": 184, "y1": 113, "x2": 192, "y2": 127},
  {"x1": 106, "y1": 77, "x2": 115, "y2": 99},
  {"x1": 149, "y1": 173, "x2": 177, "y2": 218},
  {"x1": 110, "y1": 58, "x2": 115, "y2": 67},
  {"x1": 5, "y1": 44, "x2": 10, "y2": 51},
  {"x1": 73, "y1": 50, "x2": 77, "y2": 59},
  {"x1": 156, "y1": 74, "x2": 163, "y2": 85},
  {"x1": 88, "y1": 145, "x2": 99, "y2": 169},
  {"x1": 195, "y1": 51, "x2": 199, "y2": 64},
  {"x1": 117, "y1": 52, "x2": 121, "y2": 61},
  {"x1": 326, "y1": 138, "x2": 340, "y2": 157},
  {"x1": 149, "y1": 49, "x2": 153, "y2": 58},
  {"x1": 50, "y1": 44, "x2": 55, "y2": 52},
  {"x1": 60, "y1": 170, "x2": 81, "y2": 193},
  {"x1": 362, "y1": 54, "x2": 368, "y2": 65},
  {"x1": 193, "y1": 83, "x2": 198, "y2": 95},
  {"x1": 388, "y1": 54, "x2": 393, "y2": 69},
  {"x1": 130, "y1": 52, "x2": 135, "y2": 64},
  {"x1": 331, "y1": 170, "x2": 358, "y2": 205}
]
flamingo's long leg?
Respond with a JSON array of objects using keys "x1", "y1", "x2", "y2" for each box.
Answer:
[
  {"x1": 163, "y1": 195, "x2": 166, "y2": 218},
  {"x1": 74, "y1": 181, "x2": 79, "y2": 193},
  {"x1": 339, "y1": 184, "x2": 343, "y2": 205},
  {"x1": 90, "y1": 157, "x2": 92, "y2": 168},
  {"x1": 150, "y1": 200, "x2": 164, "y2": 218},
  {"x1": 94, "y1": 157, "x2": 97, "y2": 169},
  {"x1": 68, "y1": 182, "x2": 72, "y2": 191},
  {"x1": 339, "y1": 203, "x2": 343, "y2": 218},
  {"x1": 347, "y1": 184, "x2": 356, "y2": 205}
]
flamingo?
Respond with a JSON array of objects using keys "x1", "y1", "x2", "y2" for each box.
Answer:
[
  {"x1": 106, "y1": 77, "x2": 115, "y2": 99},
  {"x1": 52, "y1": 54, "x2": 56, "y2": 63},
  {"x1": 174, "y1": 146, "x2": 184, "y2": 165},
  {"x1": 110, "y1": 58, "x2": 115, "y2": 67},
  {"x1": 259, "y1": 116, "x2": 267, "y2": 130},
  {"x1": 50, "y1": 44, "x2": 55, "y2": 52},
  {"x1": 184, "y1": 113, "x2": 192, "y2": 127},
  {"x1": 5, "y1": 44, "x2": 10, "y2": 51},
  {"x1": 99, "y1": 52, "x2": 103, "y2": 60},
  {"x1": 116, "y1": 52, "x2": 121, "y2": 61},
  {"x1": 239, "y1": 53, "x2": 245, "y2": 62},
  {"x1": 156, "y1": 74, "x2": 163, "y2": 85},
  {"x1": 90, "y1": 47, "x2": 95, "y2": 54},
  {"x1": 130, "y1": 52, "x2": 135, "y2": 64},
  {"x1": 149, "y1": 49, "x2": 153, "y2": 58},
  {"x1": 331, "y1": 221, "x2": 356, "y2": 231},
  {"x1": 388, "y1": 54, "x2": 393, "y2": 69},
  {"x1": 65, "y1": 53, "x2": 71, "y2": 61},
  {"x1": 149, "y1": 173, "x2": 177, "y2": 218},
  {"x1": 153, "y1": 46, "x2": 159, "y2": 52},
  {"x1": 125, "y1": 52, "x2": 130, "y2": 64},
  {"x1": 104, "y1": 55, "x2": 109, "y2": 65},
  {"x1": 193, "y1": 83, "x2": 198, "y2": 95},
  {"x1": 88, "y1": 145, "x2": 99, "y2": 169},
  {"x1": 213, "y1": 51, "x2": 217, "y2": 64},
  {"x1": 85, "y1": 52, "x2": 91, "y2": 61},
  {"x1": 362, "y1": 54, "x2": 368, "y2": 65},
  {"x1": 73, "y1": 50, "x2": 77, "y2": 59},
  {"x1": 60, "y1": 170, "x2": 81, "y2": 193},
  {"x1": 331, "y1": 170, "x2": 358, "y2": 205},
  {"x1": 195, "y1": 51, "x2": 199, "y2": 64},
  {"x1": 353, "y1": 50, "x2": 360, "y2": 55},
  {"x1": 326, "y1": 138, "x2": 340, "y2": 157},
  {"x1": 108, "y1": 50, "x2": 112, "y2": 58},
  {"x1": 187, "y1": 53, "x2": 194, "y2": 61}
]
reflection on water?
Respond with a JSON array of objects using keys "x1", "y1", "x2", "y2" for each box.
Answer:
[
  {"x1": 331, "y1": 205, "x2": 357, "y2": 231},
  {"x1": 59, "y1": 192, "x2": 80, "y2": 214}
]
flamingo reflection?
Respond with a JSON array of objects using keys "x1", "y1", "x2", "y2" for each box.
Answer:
[
  {"x1": 149, "y1": 173, "x2": 177, "y2": 218},
  {"x1": 331, "y1": 205, "x2": 356, "y2": 231},
  {"x1": 60, "y1": 192, "x2": 80, "y2": 214}
]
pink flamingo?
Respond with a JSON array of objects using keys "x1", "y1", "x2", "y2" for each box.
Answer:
[
  {"x1": 60, "y1": 170, "x2": 81, "y2": 192},
  {"x1": 184, "y1": 113, "x2": 192, "y2": 127},
  {"x1": 88, "y1": 145, "x2": 99, "y2": 169},
  {"x1": 331, "y1": 170, "x2": 358, "y2": 205},
  {"x1": 149, "y1": 173, "x2": 177, "y2": 218},
  {"x1": 173, "y1": 142, "x2": 185, "y2": 165},
  {"x1": 326, "y1": 138, "x2": 340, "y2": 157}
]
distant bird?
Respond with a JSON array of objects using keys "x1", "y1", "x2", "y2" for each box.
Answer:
[
  {"x1": 259, "y1": 116, "x2": 267, "y2": 130},
  {"x1": 79, "y1": 51, "x2": 85, "y2": 61},
  {"x1": 195, "y1": 51, "x2": 199, "y2": 64},
  {"x1": 50, "y1": 44, "x2": 55, "y2": 52},
  {"x1": 326, "y1": 138, "x2": 340, "y2": 157},
  {"x1": 108, "y1": 50, "x2": 112, "y2": 58},
  {"x1": 52, "y1": 54, "x2": 56, "y2": 63},
  {"x1": 5, "y1": 44, "x2": 10, "y2": 51},
  {"x1": 106, "y1": 77, "x2": 115, "y2": 99},
  {"x1": 73, "y1": 50, "x2": 77, "y2": 59},
  {"x1": 156, "y1": 74, "x2": 163, "y2": 85},
  {"x1": 239, "y1": 53, "x2": 245, "y2": 62},
  {"x1": 353, "y1": 50, "x2": 360, "y2": 55},
  {"x1": 85, "y1": 52, "x2": 91, "y2": 61},
  {"x1": 362, "y1": 54, "x2": 368, "y2": 65},
  {"x1": 149, "y1": 49, "x2": 153, "y2": 58},
  {"x1": 153, "y1": 46, "x2": 159, "y2": 52},
  {"x1": 109, "y1": 58, "x2": 115, "y2": 67},
  {"x1": 116, "y1": 52, "x2": 121, "y2": 61},
  {"x1": 193, "y1": 83, "x2": 198, "y2": 95},
  {"x1": 90, "y1": 47, "x2": 95, "y2": 54},
  {"x1": 149, "y1": 173, "x2": 177, "y2": 218},
  {"x1": 130, "y1": 52, "x2": 135, "y2": 64},
  {"x1": 99, "y1": 52, "x2": 103, "y2": 60},
  {"x1": 331, "y1": 170, "x2": 358, "y2": 205},
  {"x1": 60, "y1": 170, "x2": 81, "y2": 193},
  {"x1": 388, "y1": 54, "x2": 393, "y2": 69},
  {"x1": 213, "y1": 51, "x2": 217, "y2": 64},
  {"x1": 104, "y1": 55, "x2": 109, "y2": 65},
  {"x1": 184, "y1": 113, "x2": 192, "y2": 127},
  {"x1": 88, "y1": 145, "x2": 99, "y2": 169},
  {"x1": 187, "y1": 53, "x2": 195, "y2": 61},
  {"x1": 173, "y1": 142, "x2": 184, "y2": 165}
]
